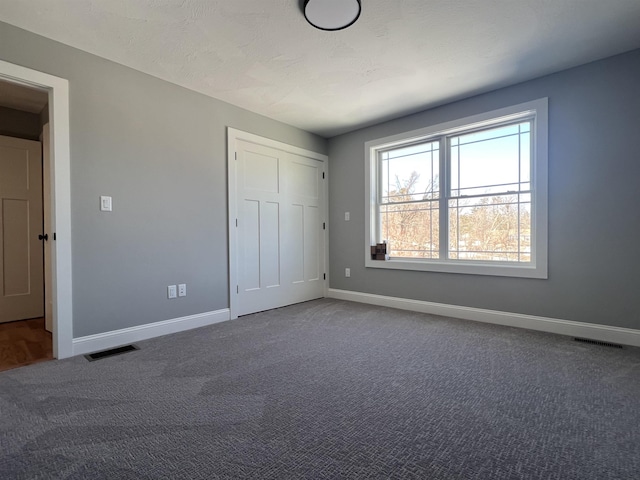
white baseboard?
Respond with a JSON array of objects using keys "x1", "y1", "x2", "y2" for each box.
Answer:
[
  {"x1": 72, "y1": 309, "x2": 231, "y2": 356},
  {"x1": 328, "y1": 289, "x2": 640, "y2": 348}
]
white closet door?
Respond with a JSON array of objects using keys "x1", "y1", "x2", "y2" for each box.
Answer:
[{"x1": 235, "y1": 139, "x2": 325, "y2": 316}]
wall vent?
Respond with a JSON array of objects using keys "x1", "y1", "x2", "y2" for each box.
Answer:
[
  {"x1": 85, "y1": 344, "x2": 139, "y2": 362},
  {"x1": 573, "y1": 337, "x2": 623, "y2": 349}
]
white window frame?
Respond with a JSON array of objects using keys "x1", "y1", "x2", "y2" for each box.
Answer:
[{"x1": 365, "y1": 98, "x2": 548, "y2": 279}]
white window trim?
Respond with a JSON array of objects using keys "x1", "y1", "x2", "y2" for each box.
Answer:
[{"x1": 365, "y1": 98, "x2": 548, "y2": 279}]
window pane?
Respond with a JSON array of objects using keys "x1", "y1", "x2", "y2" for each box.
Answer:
[
  {"x1": 448, "y1": 194, "x2": 530, "y2": 262},
  {"x1": 458, "y1": 136, "x2": 518, "y2": 192},
  {"x1": 451, "y1": 144, "x2": 459, "y2": 196},
  {"x1": 380, "y1": 142, "x2": 439, "y2": 203},
  {"x1": 381, "y1": 201, "x2": 439, "y2": 258},
  {"x1": 387, "y1": 142, "x2": 434, "y2": 159},
  {"x1": 450, "y1": 122, "x2": 530, "y2": 197},
  {"x1": 520, "y1": 132, "x2": 531, "y2": 184},
  {"x1": 449, "y1": 204, "x2": 459, "y2": 252},
  {"x1": 453, "y1": 183, "x2": 523, "y2": 198},
  {"x1": 457, "y1": 124, "x2": 520, "y2": 146},
  {"x1": 519, "y1": 200, "x2": 531, "y2": 261}
]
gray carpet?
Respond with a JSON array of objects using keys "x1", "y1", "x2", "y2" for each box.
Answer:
[{"x1": 1, "y1": 299, "x2": 639, "y2": 479}]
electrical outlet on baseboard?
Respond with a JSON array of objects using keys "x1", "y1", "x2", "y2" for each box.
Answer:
[{"x1": 345, "y1": 268, "x2": 351, "y2": 278}]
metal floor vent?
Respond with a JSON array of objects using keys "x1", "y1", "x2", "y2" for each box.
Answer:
[
  {"x1": 574, "y1": 337, "x2": 623, "y2": 349},
  {"x1": 85, "y1": 344, "x2": 139, "y2": 362}
]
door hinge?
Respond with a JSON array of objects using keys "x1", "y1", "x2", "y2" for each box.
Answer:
[
  {"x1": 322, "y1": 172, "x2": 325, "y2": 179},
  {"x1": 53, "y1": 232, "x2": 56, "y2": 241},
  {"x1": 236, "y1": 218, "x2": 238, "y2": 227},
  {"x1": 323, "y1": 222, "x2": 326, "y2": 230},
  {"x1": 234, "y1": 152, "x2": 237, "y2": 160},
  {"x1": 237, "y1": 285, "x2": 239, "y2": 294},
  {"x1": 323, "y1": 273, "x2": 326, "y2": 280}
]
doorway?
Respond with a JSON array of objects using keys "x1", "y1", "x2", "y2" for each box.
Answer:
[
  {"x1": 0, "y1": 60, "x2": 73, "y2": 359},
  {"x1": 0, "y1": 82, "x2": 51, "y2": 370}
]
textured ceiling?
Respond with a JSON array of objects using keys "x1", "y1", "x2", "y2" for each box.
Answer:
[{"x1": 1, "y1": 1, "x2": 639, "y2": 137}]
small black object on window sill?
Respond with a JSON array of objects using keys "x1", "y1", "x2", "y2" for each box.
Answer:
[{"x1": 371, "y1": 242, "x2": 389, "y2": 260}]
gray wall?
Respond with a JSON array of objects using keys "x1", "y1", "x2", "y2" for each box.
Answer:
[
  {"x1": 0, "y1": 106, "x2": 41, "y2": 140},
  {"x1": 0, "y1": 22, "x2": 327, "y2": 337},
  {"x1": 328, "y1": 49, "x2": 640, "y2": 330}
]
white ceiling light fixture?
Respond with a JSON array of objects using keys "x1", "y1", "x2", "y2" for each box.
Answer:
[{"x1": 303, "y1": 0, "x2": 361, "y2": 31}]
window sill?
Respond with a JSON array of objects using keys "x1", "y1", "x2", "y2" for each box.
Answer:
[{"x1": 365, "y1": 257, "x2": 547, "y2": 279}]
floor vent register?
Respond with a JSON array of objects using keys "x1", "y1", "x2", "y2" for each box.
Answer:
[{"x1": 85, "y1": 344, "x2": 140, "y2": 362}]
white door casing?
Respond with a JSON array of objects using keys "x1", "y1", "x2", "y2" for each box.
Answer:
[
  {"x1": 228, "y1": 129, "x2": 328, "y2": 318},
  {"x1": 0, "y1": 136, "x2": 44, "y2": 323},
  {"x1": 0, "y1": 60, "x2": 72, "y2": 359},
  {"x1": 42, "y1": 123, "x2": 53, "y2": 332}
]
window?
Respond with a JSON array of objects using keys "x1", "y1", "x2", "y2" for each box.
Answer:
[{"x1": 365, "y1": 99, "x2": 548, "y2": 278}]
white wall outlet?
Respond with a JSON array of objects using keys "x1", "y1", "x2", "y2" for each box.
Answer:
[
  {"x1": 100, "y1": 196, "x2": 112, "y2": 212},
  {"x1": 168, "y1": 285, "x2": 177, "y2": 299},
  {"x1": 178, "y1": 283, "x2": 187, "y2": 297},
  {"x1": 345, "y1": 212, "x2": 350, "y2": 221},
  {"x1": 345, "y1": 268, "x2": 351, "y2": 278}
]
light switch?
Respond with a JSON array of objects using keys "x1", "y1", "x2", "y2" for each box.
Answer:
[{"x1": 100, "y1": 196, "x2": 112, "y2": 212}]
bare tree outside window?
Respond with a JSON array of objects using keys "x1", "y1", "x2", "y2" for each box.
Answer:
[{"x1": 381, "y1": 171, "x2": 439, "y2": 258}]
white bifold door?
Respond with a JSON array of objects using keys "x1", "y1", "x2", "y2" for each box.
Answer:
[
  {"x1": 232, "y1": 135, "x2": 326, "y2": 317},
  {"x1": 0, "y1": 135, "x2": 44, "y2": 323}
]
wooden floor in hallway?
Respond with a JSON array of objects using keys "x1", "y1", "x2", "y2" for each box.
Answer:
[{"x1": 0, "y1": 318, "x2": 53, "y2": 372}]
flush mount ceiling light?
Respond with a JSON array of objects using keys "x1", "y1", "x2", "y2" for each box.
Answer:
[{"x1": 303, "y1": 0, "x2": 361, "y2": 31}]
